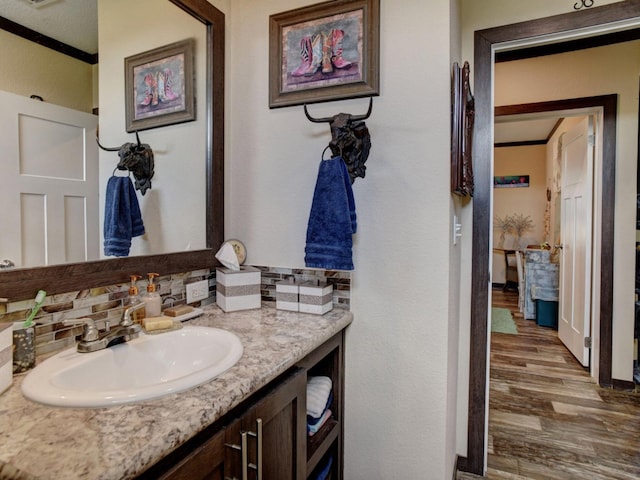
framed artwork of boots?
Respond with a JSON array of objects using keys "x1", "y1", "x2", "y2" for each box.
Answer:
[
  {"x1": 269, "y1": 0, "x2": 380, "y2": 108},
  {"x1": 124, "y1": 39, "x2": 195, "y2": 132}
]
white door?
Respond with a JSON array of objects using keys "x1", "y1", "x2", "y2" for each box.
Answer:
[
  {"x1": 0, "y1": 90, "x2": 99, "y2": 268},
  {"x1": 558, "y1": 116, "x2": 594, "y2": 366}
]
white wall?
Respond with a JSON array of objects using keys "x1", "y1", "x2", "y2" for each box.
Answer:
[
  {"x1": 461, "y1": 0, "x2": 637, "y2": 385},
  {"x1": 494, "y1": 42, "x2": 639, "y2": 380},
  {"x1": 92, "y1": 2, "x2": 638, "y2": 476},
  {"x1": 99, "y1": 0, "x2": 223, "y2": 257},
  {"x1": 51, "y1": 1, "x2": 638, "y2": 475},
  {"x1": 455, "y1": 1, "x2": 633, "y2": 465},
  {"x1": 449, "y1": 0, "x2": 468, "y2": 464},
  {"x1": 0, "y1": 29, "x2": 93, "y2": 112},
  {"x1": 492, "y1": 145, "x2": 547, "y2": 283},
  {"x1": 460, "y1": 0, "x2": 624, "y2": 68},
  {"x1": 228, "y1": 0, "x2": 460, "y2": 478},
  {"x1": 493, "y1": 146, "x2": 547, "y2": 249}
]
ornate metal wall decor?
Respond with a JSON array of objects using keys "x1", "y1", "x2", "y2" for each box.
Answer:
[
  {"x1": 451, "y1": 61, "x2": 474, "y2": 197},
  {"x1": 304, "y1": 98, "x2": 373, "y2": 183},
  {"x1": 97, "y1": 131, "x2": 155, "y2": 195},
  {"x1": 574, "y1": 0, "x2": 594, "y2": 10}
]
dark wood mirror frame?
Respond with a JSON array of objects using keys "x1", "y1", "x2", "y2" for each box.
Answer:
[{"x1": 0, "y1": 0, "x2": 224, "y2": 301}]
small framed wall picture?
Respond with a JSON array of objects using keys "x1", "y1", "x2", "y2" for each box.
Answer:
[
  {"x1": 494, "y1": 175, "x2": 530, "y2": 188},
  {"x1": 269, "y1": 0, "x2": 380, "y2": 108}
]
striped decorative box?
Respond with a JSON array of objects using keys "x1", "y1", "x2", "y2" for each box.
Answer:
[
  {"x1": 216, "y1": 266, "x2": 261, "y2": 312},
  {"x1": 299, "y1": 281, "x2": 333, "y2": 315},
  {"x1": 0, "y1": 323, "x2": 12, "y2": 394},
  {"x1": 276, "y1": 279, "x2": 299, "y2": 312}
]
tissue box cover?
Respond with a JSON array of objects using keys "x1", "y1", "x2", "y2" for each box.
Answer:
[
  {"x1": 0, "y1": 323, "x2": 12, "y2": 395},
  {"x1": 276, "y1": 279, "x2": 299, "y2": 312},
  {"x1": 216, "y1": 266, "x2": 261, "y2": 312},
  {"x1": 299, "y1": 282, "x2": 333, "y2": 315}
]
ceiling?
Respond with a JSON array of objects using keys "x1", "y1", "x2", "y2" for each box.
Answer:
[
  {"x1": 0, "y1": 0, "x2": 97, "y2": 54},
  {"x1": 494, "y1": 115, "x2": 560, "y2": 145}
]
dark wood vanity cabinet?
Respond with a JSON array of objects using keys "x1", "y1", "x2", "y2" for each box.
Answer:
[
  {"x1": 151, "y1": 369, "x2": 305, "y2": 480},
  {"x1": 144, "y1": 331, "x2": 345, "y2": 480}
]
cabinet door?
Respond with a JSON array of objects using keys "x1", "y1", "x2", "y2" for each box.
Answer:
[
  {"x1": 158, "y1": 427, "x2": 226, "y2": 480},
  {"x1": 225, "y1": 368, "x2": 306, "y2": 480}
]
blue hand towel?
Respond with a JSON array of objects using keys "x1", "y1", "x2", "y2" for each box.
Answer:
[
  {"x1": 104, "y1": 176, "x2": 145, "y2": 257},
  {"x1": 305, "y1": 157, "x2": 356, "y2": 270}
]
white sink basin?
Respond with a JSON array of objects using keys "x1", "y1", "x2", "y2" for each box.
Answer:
[{"x1": 22, "y1": 326, "x2": 243, "y2": 408}]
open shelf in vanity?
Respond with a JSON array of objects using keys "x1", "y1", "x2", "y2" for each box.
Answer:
[{"x1": 297, "y1": 331, "x2": 344, "y2": 480}]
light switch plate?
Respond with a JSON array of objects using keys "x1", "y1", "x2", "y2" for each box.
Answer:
[
  {"x1": 452, "y1": 215, "x2": 462, "y2": 245},
  {"x1": 186, "y1": 280, "x2": 209, "y2": 304}
]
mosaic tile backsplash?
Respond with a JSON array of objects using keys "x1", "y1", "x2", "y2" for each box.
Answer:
[
  {"x1": 0, "y1": 266, "x2": 350, "y2": 362},
  {"x1": 256, "y1": 266, "x2": 351, "y2": 307}
]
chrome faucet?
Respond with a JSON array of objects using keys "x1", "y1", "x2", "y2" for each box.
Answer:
[
  {"x1": 121, "y1": 302, "x2": 145, "y2": 327},
  {"x1": 64, "y1": 303, "x2": 144, "y2": 353}
]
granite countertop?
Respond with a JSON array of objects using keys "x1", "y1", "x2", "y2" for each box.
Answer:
[{"x1": 0, "y1": 303, "x2": 352, "y2": 480}]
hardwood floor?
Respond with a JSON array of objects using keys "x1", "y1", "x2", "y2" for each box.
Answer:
[{"x1": 458, "y1": 288, "x2": 640, "y2": 480}]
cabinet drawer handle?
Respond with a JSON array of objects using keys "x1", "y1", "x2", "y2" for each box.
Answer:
[
  {"x1": 256, "y1": 418, "x2": 263, "y2": 480},
  {"x1": 241, "y1": 432, "x2": 248, "y2": 480},
  {"x1": 224, "y1": 441, "x2": 242, "y2": 480},
  {"x1": 224, "y1": 432, "x2": 249, "y2": 480},
  {"x1": 224, "y1": 433, "x2": 248, "y2": 480},
  {"x1": 246, "y1": 418, "x2": 263, "y2": 480}
]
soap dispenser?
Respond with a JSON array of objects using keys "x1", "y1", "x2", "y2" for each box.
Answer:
[
  {"x1": 142, "y1": 273, "x2": 161, "y2": 318},
  {"x1": 125, "y1": 275, "x2": 145, "y2": 323}
]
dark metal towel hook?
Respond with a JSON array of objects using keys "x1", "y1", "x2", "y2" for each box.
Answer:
[
  {"x1": 304, "y1": 98, "x2": 373, "y2": 184},
  {"x1": 97, "y1": 130, "x2": 155, "y2": 195},
  {"x1": 303, "y1": 97, "x2": 373, "y2": 123}
]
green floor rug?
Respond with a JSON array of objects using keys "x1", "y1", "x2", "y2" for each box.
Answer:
[{"x1": 491, "y1": 307, "x2": 518, "y2": 334}]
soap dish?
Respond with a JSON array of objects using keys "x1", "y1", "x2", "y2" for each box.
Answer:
[
  {"x1": 172, "y1": 307, "x2": 204, "y2": 323},
  {"x1": 142, "y1": 318, "x2": 183, "y2": 335}
]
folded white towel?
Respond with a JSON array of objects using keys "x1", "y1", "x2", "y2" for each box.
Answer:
[{"x1": 307, "y1": 376, "x2": 332, "y2": 418}]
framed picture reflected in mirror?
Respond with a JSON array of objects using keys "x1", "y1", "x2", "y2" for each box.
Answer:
[{"x1": 125, "y1": 39, "x2": 195, "y2": 132}]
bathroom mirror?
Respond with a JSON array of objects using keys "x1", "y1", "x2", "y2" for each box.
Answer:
[{"x1": 0, "y1": 0, "x2": 224, "y2": 300}]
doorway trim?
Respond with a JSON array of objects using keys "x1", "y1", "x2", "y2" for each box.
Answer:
[
  {"x1": 462, "y1": 1, "x2": 640, "y2": 475},
  {"x1": 496, "y1": 95, "x2": 617, "y2": 371}
]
